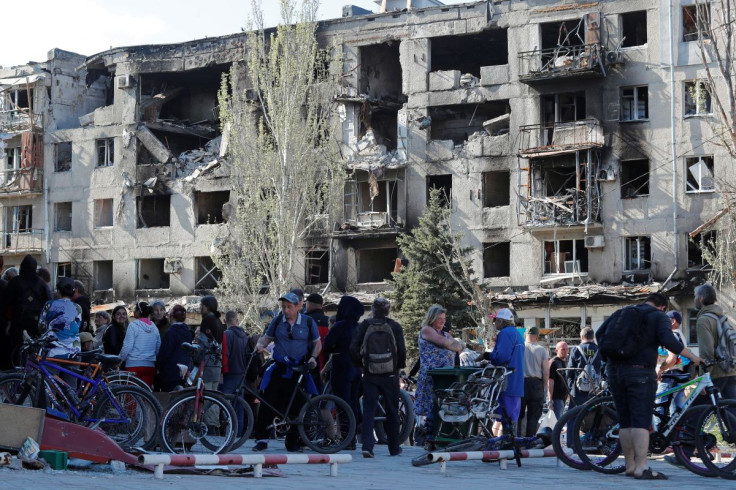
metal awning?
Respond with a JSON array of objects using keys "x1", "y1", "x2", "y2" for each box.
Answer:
[{"x1": 0, "y1": 74, "x2": 45, "y2": 89}]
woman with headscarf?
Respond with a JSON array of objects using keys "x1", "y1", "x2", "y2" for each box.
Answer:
[
  {"x1": 103, "y1": 305, "x2": 128, "y2": 355},
  {"x1": 150, "y1": 300, "x2": 170, "y2": 339},
  {"x1": 119, "y1": 302, "x2": 161, "y2": 388},
  {"x1": 197, "y1": 295, "x2": 223, "y2": 390},
  {"x1": 92, "y1": 310, "x2": 111, "y2": 350}
]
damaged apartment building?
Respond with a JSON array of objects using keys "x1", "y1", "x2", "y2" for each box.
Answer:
[{"x1": 1, "y1": 0, "x2": 732, "y2": 349}]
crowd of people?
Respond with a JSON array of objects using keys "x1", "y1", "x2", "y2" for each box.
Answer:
[{"x1": 2, "y1": 252, "x2": 735, "y2": 475}]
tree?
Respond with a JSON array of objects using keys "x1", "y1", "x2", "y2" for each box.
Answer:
[
  {"x1": 214, "y1": 0, "x2": 343, "y2": 324},
  {"x1": 390, "y1": 188, "x2": 481, "y2": 357}
]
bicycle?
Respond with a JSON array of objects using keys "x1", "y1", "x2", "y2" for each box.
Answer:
[
  {"x1": 569, "y1": 360, "x2": 729, "y2": 477},
  {"x1": 0, "y1": 333, "x2": 161, "y2": 451},
  {"x1": 159, "y1": 341, "x2": 239, "y2": 454},
  {"x1": 693, "y1": 380, "x2": 736, "y2": 479}
]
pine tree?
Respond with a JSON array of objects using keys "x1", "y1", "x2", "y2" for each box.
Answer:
[{"x1": 390, "y1": 188, "x2": 479, "y2": 357}]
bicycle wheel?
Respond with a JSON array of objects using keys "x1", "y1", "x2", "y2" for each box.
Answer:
[
  {"x1": 106, "y1": 371, "x2": 153, "y2": 392},
  {"x1": 411, "y1": 435, "x2": 487, "y2": 467},
  {"x1": 695, "y1": 399, "x2": 736, "y2": 479},
  {"x1": 92, "y1": 384, "x2": 162, "y2": 451},
  {"x1": 160, "y1": 391, "x2": 237, "y2": 454},
  {"x1": 298, "y1": 394, "x2": 356, "y2": 453},
  {"x1": 375, "y1": 389, "x2": 416, "y2": 445},
  {"x1": 0, "y1": 373, "x2": 36, "y2": 407},
  {"x1": 552, "y1": 404, "x2": 589, "y2": 471},
  {"x1": 571, "y1": 396, "x2": 625, "y2": 474},
  {"x1": 670, "y1": 405, "x2": 718, "y2": 477},
  {"x1": 224, "y1": 395, "x2": 255, "y2": 451}
]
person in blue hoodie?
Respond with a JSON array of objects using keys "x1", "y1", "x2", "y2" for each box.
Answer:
[
  {"x1": 157, "y1": 304, "x2": 193, "y2": 392},
  {"x1": 323, "y1": 296, "x2": 363, "y2": 437},
  {"x1": 478, "y1": 308, "x2": 524, "y2": 436}
]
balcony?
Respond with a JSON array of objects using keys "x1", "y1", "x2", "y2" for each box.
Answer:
[
  {"x1": 518, "y1": 119, "x2": 604, "y2": 158},
  {"x1": 518, "y1": 44, "x2": 606, "y2": 84},
  {"x1": 1, "y1": 229, "x2": 44, "y2": 254},
  {"x1": 0, "y1": 108, "x2": 41, "y2": 133},
  {"x1": 0, "y1": 168, "x2": 44, "y2": 197}
]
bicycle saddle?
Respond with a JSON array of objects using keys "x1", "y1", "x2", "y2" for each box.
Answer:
[
  {"x1": 661, "y1": 372, "x2": 690, "y2": 383},
  {"x1": 290, "y1": 364, "x2": 310, "y2": 374},
  {"x1": 77, "y1": 348, "x2": 103, "y2": 361},
  {"x1": 92, "y1": 353, "x2": 122, "y2": 368}
]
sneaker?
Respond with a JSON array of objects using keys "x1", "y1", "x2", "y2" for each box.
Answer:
[
  {"x1": 252, "y1": 442, "x2": 268, "y2": 452},
  {"x1": 664, "y1": 455, "x2": 685, "y2": 468},
  {"x1": 362, "y1": 449, "x2": 375, "y2": 458},
  {"x1": 390, "y1": 447, "x2": 403, "y2": 457}
]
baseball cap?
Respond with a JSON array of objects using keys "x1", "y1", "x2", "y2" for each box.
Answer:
[
  {"x1": 489, "y1": 308, "x2": 514, "y2": 321},
  {"x1": 279, "y1": 292, "x2": 300, "y2": 305},
  {"x1": 306, "y1": 293, "x2": 323, "y2": 305},
  {"x1": 666, "y1": 311, "x2": 683, "y2": 324},
  {"x1": 527, "y1": 326, "x2": 540, "y2": 336},
  {"x1": 80, "y1": 332, "x2": 94, "y2": 343}
]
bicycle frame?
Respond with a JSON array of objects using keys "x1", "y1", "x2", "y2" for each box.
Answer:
[{"x1": 656, "y1": 371, "x2": 717, "y2": 438}]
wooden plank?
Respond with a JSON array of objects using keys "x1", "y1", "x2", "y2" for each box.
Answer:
[{"x1": 0, "y1": 403, "x2": 45, "y2": 450}]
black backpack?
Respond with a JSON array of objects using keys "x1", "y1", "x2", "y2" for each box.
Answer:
[
  {"x1": 361, "y1": 319, "x2": 397, "y2": 375},
  {"x1": 596, "y1": 305, "x2": 646, "y2": 361}
]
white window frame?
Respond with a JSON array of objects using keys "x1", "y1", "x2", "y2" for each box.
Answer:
[
  {"x1": 685, "y1": 155, "x2": 715, "y2": 193},
  {"x1": 96, "y1": 138, "x2": 114, "y2": 167},
  {"x1": 620, "y1": 85, "x2": 649, "y2": 122},
  {"x1": 543, "y1": 239, "x2": 588, "y2": 275},
  {"x1": 684, "y1": 80, "x2": 712, "y2": 117},
  {"x1": 624, "y1": 236, "x2": 651, "y2": 271}
]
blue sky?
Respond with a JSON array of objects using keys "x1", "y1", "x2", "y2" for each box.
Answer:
[{"x1": 0, "y1": 0, "x2": 470, "y2": 67}]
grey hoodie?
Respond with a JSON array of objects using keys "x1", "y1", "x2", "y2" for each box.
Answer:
[{"x1": 119, "y1": 318, "x2": 161, "y2": 368}]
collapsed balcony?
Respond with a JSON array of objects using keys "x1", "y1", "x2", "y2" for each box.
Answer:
[
  {"x1": 1, "y1": 228, "x2": 44, "y2": 253},
  {"x1": 517, "y1": 119, "x2": 603, "y2": 158},
  {"x1": 0, "y1": 168, "x2": 44, "y2": 196},
  {"x1": 429, "y1": 102, "x2": 510, "y2": 144},
  {"x1": 0, "y1": 75, "x2": 44, "y2": 133},
  {"x1": 518, "y1": 151, "x2": 602, "y2": 229},
  {"x1": 335, "y1": 167, "x2": 405, "y2": 238}
]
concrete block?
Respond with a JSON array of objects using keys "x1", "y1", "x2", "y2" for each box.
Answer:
[
  {"x1": 402, "y1": 39, "x2": 429, "y2": 94},
  {"x1": 93, "y1": 105, "x2": 116, "y2": 126},
  {"x1": 452, "y1": 20, "x2": 468, "y2": 35},
  {"x1": 427, "y1": 139, "x2": 455, "y2": 161},
  {"x1": 484, "y1": 133, "x2": 511, "y2": 156},
  {"x1": 466, "y1": 134, "x2": 485, "y2": 157},
  {"x1": 467, "y1": 17, "x2": 490, "y2": 33},
  {"x1": 429, "y1": 70, "x2": 461, "y2": 91},
  {"x1": 480, "y1": 65, "x2": 510, "y2": 86},
  {"x1": 0, "y1": 404, "x2": 45, "y2": 450}
]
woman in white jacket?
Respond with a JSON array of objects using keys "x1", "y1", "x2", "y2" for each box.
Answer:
[{"x1": 119, "y1": 302, "x2": 161, "y2": 388}]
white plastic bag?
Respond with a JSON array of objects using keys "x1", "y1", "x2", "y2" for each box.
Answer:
[{"x1": 538, "y1": 407, "x2": 557, "y2": 431}]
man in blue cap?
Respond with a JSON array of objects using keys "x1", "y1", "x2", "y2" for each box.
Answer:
[{"x1": 252, "y1": 292, "x2": 321, "y2": 451}]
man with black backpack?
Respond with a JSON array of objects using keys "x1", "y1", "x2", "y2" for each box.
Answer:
[
  {"x1": 567, "y1": 326, "x2": 601, "y2": 407},
  {"x1": 596, "y1": 293, "x2": 701, "y2": 480},
  {"x1": 694, "y1": 284, "x2": 736, "y2": 400},
  {"x1": 350, "y1": 297, "x2": 406, "y2": 458},
  {"x1": 5, "y1": 255, "x2": 51, "y2": 358}
]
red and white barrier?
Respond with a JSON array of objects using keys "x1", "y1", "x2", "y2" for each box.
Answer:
[
  {"x1": 428, "y1": 448, "x2": 570, "y2": 472},
  {"x1": 139, "y1": 453, "x2": 353, "y2": 479}
]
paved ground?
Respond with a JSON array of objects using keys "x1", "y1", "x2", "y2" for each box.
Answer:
[{"x1": 1, "y1": 441, "x2": 734, "y2": 489}]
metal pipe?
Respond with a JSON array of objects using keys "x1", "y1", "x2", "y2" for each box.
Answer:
[
  {"x1": 44, "y1": 176, "x2": 49, "y2": 264},
  {"x1": 669, "y1": 0, "x2": 680, "y2": 272}
]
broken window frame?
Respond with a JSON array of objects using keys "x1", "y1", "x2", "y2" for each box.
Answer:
[
  {"x1": 620, "y1": 10, "x2": 648, "y2": 48},
  {"x1": 195, "y1": 256, "x2": 222, "y2": 290},
  {"x1": 136, "y1": 194, "x2": 171, "y2": 228},
  {"x1": 195, "y1": 190, "x2": 230, "y2": 225},
  {"x1": 94, "y1": 199, "x2": 114, "y2": 228},
  {"x1": 684, "y1": 80, "x2": 712, "y2": 117},
  {"x1": 54, "y1": 202, "x2": 73, "y2": 232},
  {"x1": 620, "y1": 85, "x2": 649, "y2": 122},
  {"x1": 136, "y1": 258, "x2": 170, "y2": 290},
  {"x1": 56, "y1": 262, "x2": 72, "y2": 281},
  {"x1": 2, "y1": 146, "x2": 21, "y2": 184},
  {"x1": 542, "y1": 239, "x2": 588, "y2": 275},
  {"x1": 682, "y1": 4, "x2": 711, "y2": 43},
  {"x1": 5, "y1": 205, "x2": 33, "y2": 233},
  {"x1": 482, "y1": 171, "x2": 511, "y2": 208},
  {"x1": 343, "y1": 169, "x2": 402, "y2": 228},
  {"x1": 623, "y1": 236, "x2": 651, "y2": 271},
  {"x1": 54, "y1": 142, "x2": 72, "y2": 172},
  {"x1": 426, "y1": 174, "x2": 452, "y2": 208},
  {"x1": 305, "y1": 250, "x2": 329, "y2": 285},
  {"x1": 96, "y1": 138, "x2": 114, "y2": 167},
  {"x1": 483, "y1": 241, "x2": 511, "y2": 278},
  {"x1": 620, "y1": 159, "x2": 650, "y2": 198},
  {"x1": 685, "y1": 155, "x2": 715, "y2": 193},
  {"x1": 687, "y1": 230, "x2": 717, "y2": 270}
]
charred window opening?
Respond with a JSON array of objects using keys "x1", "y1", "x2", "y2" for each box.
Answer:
[
  {"x1": 624, "y1": 236, "x2": 651, "y2": 271},
  {"x1": 195, "y1": 256, "x2": 222, "y2": 290},
  {"x1": 344, "y1": 172, "x2": 400, "y2": 227},
  {"x1": 543, "y1": 239, "x2": 588, "y2": 274},
  {"x1": 429, "y1": 101, "x2": 509, "y2": 144},
  {"x1": 483, "y1": 242, "x2": 510, "y2": 278},
  {"x1": 427, "y1": 174, "x2": 452, "y2": 207},
  {"x1": 55, "y1": 142, "x2": 72, "y2": 172},
  {"x1": 137, "y1": 258, "x2": 170, "y2": 290},
  {"x1": 430, "y1": 30, "x2": 508, "y2": 76},
  {"x1": 54, "y1": 202, "x2": 72, "y2": 232},
  {"x1": 541, "y1": 19, "x2": 586, "y2": 50},
  {"x1": 688, "y1": 230, "x2": 717, "y2": 270},
  {"x1": 138, "y1": 129, "x2": 207, "y2": 164},
  {"x1": 620, "y1": 159, "x2": 649, "y2": 198},
  {"x1": 621, "y1": 11, "x2": 647, "y2": 47},
  {"x1": 357, "y1": 248, "x2": 397, "y2": 283},
  {"x1": 137, "y1": 195, "x2": 170, "y2": 228},
  {"x1": 483, "y1": 171, "x2": 510, "y2": 207},
  {"x1": 94, "y1": 260, "x2": 113, "y2": 290},
  {"x1": 359, "y1": 102, "x2": 399, "y2": 151},
  {"x1": 196, "y1": 190, "x2": 230, "y2": 225},
  {"x1": 305, "y1": 250, "x2": 329, "y2": 285},
  {"x1": 94, "y1": 199, "x2": 114, "y2": 228}
]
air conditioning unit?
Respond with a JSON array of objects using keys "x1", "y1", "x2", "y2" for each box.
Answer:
[
  {"x1": 584, "y1": 235, "x2": 605, "y2": 248},
  {"x1": 597, "y1": 168, "x2": 616, "y2": 181},
  {"x1": 116, "y1": 74, "x2": 134, "y2": 89},
  {"x1": 605, "y1": 51, "x2": 623, "y2": 65},
  {"x1": 163, "y1": 258, "x2": 182, "y2": 274}
]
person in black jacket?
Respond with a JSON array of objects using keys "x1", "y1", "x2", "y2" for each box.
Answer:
[
  {"x1": 5, "y1": 255, "x2": 51, "y2": 355},
  {"x1": 104, "y1": 305, "x2": 128, "y2": 355},
  {"x1": 157, "y1": 304, "x2": 193, "y2": 392},
  {"x1": 323, "y1": 295, "x2": 363, "y2": 440},
  {"x1": 221, "y1": 310, "x2": 253, "y2": 436},
  {"x1": 72, "y1": 280, "x2": 92, "y2": 333},
  {"x1": 350, "y1": 297, "x2": 406, "y2": 458}
]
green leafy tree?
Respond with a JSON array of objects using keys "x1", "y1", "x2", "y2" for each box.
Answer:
[{"x1": 390, "y1": 188, "x2": 480, "y2": 357}]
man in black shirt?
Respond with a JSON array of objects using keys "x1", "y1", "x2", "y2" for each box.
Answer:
[
  {"x1": 547, "y1": 341, "x2": 569, "y2": 419},
  {"x1": 605, "y1": 293, "x2": 701, "y2": 480}
]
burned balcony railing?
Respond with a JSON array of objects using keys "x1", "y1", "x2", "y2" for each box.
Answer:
[
  {"x1": 0, "y1": 108, "x2": 41, "y2": 133},
  {"x1": 0, "y1": 168, "x2": 44, "y2": 196},
  {"x1": 518, "y1": 118, "x2": 604, "y2": 158},
  {"x1": 1, "y1": 229, "x2": 44, "y2": 253},
  {"x1": 518, "y1": 44, "x2": 606, "y2": 83}
]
